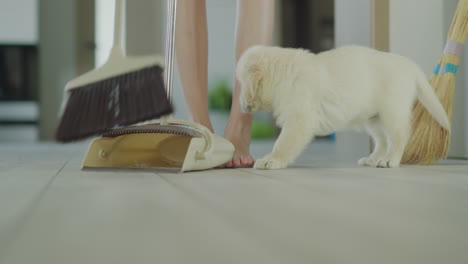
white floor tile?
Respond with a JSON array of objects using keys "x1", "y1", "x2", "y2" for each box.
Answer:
[{"x1": 0, "y1": 140, "x2": 467, "y2": 264}]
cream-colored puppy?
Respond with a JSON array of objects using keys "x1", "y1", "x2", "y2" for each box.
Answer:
[{"x1": 237, "y1": 45, "x2": 450, "y2": 169}]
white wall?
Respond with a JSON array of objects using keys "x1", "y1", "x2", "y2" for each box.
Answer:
[
  {"x1": 95, "y1": 0, "x2": 115, "y2": 67},
  {"x1": 95, "y1": 0, "x2": 166, "y2": 66},
  {"x1": 335, "y1": 0, "x2": 371, "y2": 47},
  {"x1": 389, "y1": 0, "x2": 444, "y2": 75},
  {"x1": 334, "y1": 0, "x2": 372, "y2": 159},
  {"x1": 0, "y1": 0, "x2": 38, "y2": 44},
  {"x1": 126, "y1": 0, "x2": 166, "y2": 56}
]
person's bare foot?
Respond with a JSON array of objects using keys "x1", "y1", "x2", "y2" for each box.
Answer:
[
  {"x1": 192, "y1": 116, "x2": 253, "y2": 168},
  {"x1": 222, "y1": 117, "x2": 254, "y2": 168}
]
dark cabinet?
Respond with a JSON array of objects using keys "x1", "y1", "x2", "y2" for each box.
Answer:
[{"x1": 0, "y1": 45, "x2": 38, "y2": 101}]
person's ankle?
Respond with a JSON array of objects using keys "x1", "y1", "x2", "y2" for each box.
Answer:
[{"x1": 224, "y1": 120, "x2": 252, "y2": 141}]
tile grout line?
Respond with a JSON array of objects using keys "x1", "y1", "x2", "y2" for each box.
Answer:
[
  {"x1": 0, "y1": 159, "x2": 70, "y2": 261},
  {"x1": 237, "y1": 168, "x2": 285, "y2": 181}
]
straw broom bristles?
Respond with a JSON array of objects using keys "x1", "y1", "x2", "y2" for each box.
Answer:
[{"x1": 402, "y1": 0, "x2": 468, "y2": 165}]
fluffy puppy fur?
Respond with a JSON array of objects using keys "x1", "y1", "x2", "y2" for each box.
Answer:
[{"x1": 236, "y1": 45, "x2": 450, "y2": 169}]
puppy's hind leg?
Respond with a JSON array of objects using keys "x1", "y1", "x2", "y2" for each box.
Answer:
[
  {"x1": 358, "y1": 118, "x2": 388, "y2": 167},
  {"x1": 255, "y1": 117, "x2": 316, "y2": 170},
  {"x1": 376, "y1": 109, "x2": 411, "y2": 168}
]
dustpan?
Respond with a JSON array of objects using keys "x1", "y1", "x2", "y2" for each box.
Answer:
[
  {"x1": 82, "y1": 0, "x2": 234, "y2": 172},
  {"x1": 82, "y1": 120, "x2": 234, "y2": 172}
]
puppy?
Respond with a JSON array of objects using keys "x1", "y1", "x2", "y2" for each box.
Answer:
[{"x1": 236, "y1": 45, "x2": 450, "y2": 169}]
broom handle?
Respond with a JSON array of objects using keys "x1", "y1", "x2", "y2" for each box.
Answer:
[
  {"x1": 164, "y1": 0, "x2": 178, "y2": 103},
  {"x1": 112, "y1": 0, "x2": 125, "y2": 57}
]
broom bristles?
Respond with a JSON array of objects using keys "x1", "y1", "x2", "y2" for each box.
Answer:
[
  {"x1": 402, "y1": 0, "x2": 468, "y2": 165},
  {"x1": 55, "y1": 65, "x2": 173, "y2": 142},
  {"x1": 402, "y1": 74, "x2": 454, "y2": 164}
]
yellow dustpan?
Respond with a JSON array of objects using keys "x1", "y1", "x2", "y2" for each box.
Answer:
[
  {"x1": 81, "y1": 0, "x2": 234, "y2": 172},
  {"x1": 82, "y1": 120, "x2": 234, "y2": 172}
]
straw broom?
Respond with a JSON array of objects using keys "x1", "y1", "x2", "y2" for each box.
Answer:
[{"x1": 402, "y1": 0, "x2": 468, "y2": 165}]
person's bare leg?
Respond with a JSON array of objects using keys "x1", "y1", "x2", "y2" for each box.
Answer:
[
  {"x1": 175, "y1": 0, "x2": 213, "y2": 132},
  {"x1": 224, "y1": 0, "x2": 275, "y2": 167}
]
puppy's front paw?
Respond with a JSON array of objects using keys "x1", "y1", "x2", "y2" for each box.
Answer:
[
  {"x1": 376, "y1": 159, "x2": 400, "y2": 168},
  {"x1": 358, "y1": 157, "x2": 376, "y2": 167},
  {"x1": 254, "y1": 156, "x2": 288, "y2": 170}
]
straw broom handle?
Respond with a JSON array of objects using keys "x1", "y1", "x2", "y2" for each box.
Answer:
[
  {"x1": 437, "y1": 0, "x2": 468, "y2": 71},
  {"x1": 447, "y1": 0, "x2": 468, "y2": 43}
]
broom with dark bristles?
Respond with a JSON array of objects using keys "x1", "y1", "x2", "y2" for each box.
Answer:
[
  {"x1": 55, "y1": 0, "x2": 173, "y2": 143},
  {"x1": 402, "y1": 0, "x2": 468, "y2": 165}
]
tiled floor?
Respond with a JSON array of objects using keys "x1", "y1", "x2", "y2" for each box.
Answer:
[{"x1": 0, "y1": 140, "x2": 467, "y2": 264}]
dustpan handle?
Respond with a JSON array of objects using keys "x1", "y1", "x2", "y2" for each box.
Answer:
[
  {"x1": 155, "y1": 119, "x2": 215, "y2": 160},
  {"x1": 164, "y1": 0, "x2": 177, "y2": 102}
]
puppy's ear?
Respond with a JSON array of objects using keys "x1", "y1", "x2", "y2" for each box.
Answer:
[
  {"x1": 245, "y1": 64, "x2": 263, "y2": 105},
  {"x1": 249, "y1": 64, "x2": 263, "y2": 80}
]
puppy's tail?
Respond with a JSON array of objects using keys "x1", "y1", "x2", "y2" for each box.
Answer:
[{"x1": 415, "y1": 71, "x2": 451, "y2": 131}]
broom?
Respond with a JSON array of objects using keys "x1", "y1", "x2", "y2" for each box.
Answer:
[
  {"x1": 55, "y1": 0, "x2": 173, "y2": 142},
  {"x1": 402, "y1": 0, "x2": 468, "y2": 165}
]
